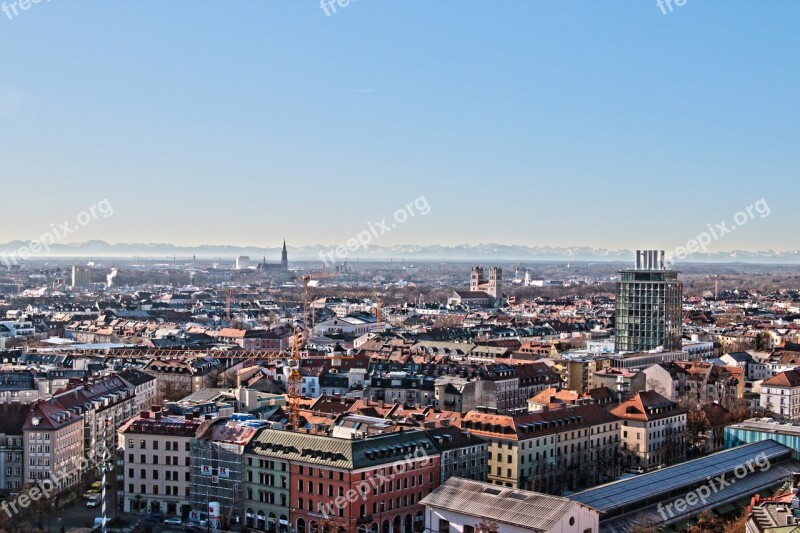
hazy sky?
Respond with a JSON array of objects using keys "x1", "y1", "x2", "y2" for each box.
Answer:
[{"x1": 1, "y1": 2, "x2": 798, "y2": 252}]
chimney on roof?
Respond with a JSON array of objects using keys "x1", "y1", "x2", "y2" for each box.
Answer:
[
  {"x1": 151, "y1": 405, "x2": 160, "y2": 412},
  {"x1": 186, "y1": 413, "x2": 194, "y2": 421},
  {"x1": 141, "y1": 411, "x2": 150, "y2": 419}
]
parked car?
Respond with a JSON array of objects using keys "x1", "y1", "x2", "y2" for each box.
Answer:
[
  {"x1": 164, "y1": 517, "x2": 182, "y2": 526},
  {"x1": 86, "y1": 494, "x2": 101, "y2": 508},
  {"x1": 146, "y1": 511, "x2": 164, "y2": 522},
  {"x1": 83, "y1": 481, "x2": 103, "y2": 499}
]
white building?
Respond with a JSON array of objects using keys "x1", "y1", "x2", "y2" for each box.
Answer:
[
  {"x1": 759, "y1": 369, "x2": 800, "y2": 419},
  {"x1": 421, "y1": 477, "x2": 599, "y2": 533}
]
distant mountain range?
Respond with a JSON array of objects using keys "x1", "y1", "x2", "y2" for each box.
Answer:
[{"x1": 1, "y1": 240, "x2": 799, "y2": 264}]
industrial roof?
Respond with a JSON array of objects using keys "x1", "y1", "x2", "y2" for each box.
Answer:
[
  {"x1": 571, "y1": 439, "x2": 793, "y2": 513},
  {"x1": 421, "y1": 477, "x2": 594, "y2": 532},
  {"x1": 600, "y1": 459, "x2": 800, "y2": 532}
]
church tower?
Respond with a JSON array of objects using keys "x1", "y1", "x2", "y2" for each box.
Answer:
[
  {"x1": 281, "y1": 239, "x2": 288, "y2": 270},
  {"x1": 488, "y1": 267, "x2": 502, "y2": 305},
  {"x1": 470, "y1": 266, "x2": 484, "y2": 292}
]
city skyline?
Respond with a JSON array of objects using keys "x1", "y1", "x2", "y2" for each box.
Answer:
[{"x1": 1, "y1": 2, "x2": 798, "y2": 251}]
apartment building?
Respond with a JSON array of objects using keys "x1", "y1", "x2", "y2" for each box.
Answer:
[
  {"x1": 118, "y1": 368, "x2": 158, "y2": 412},
  {"x1": 640, "y1": 363, "x2": 689, "y2": 402},
  {"x1": 425, "y1": 426, "x2": 487, "y2": 484},
  {"x1": 118, "y1": 408, "x2": 214, "y2": 517},
  {"x1": 673, "y1": 361, "x2": 744, "y2": 407},
  {"x1": 0, "y1": 404, "x2": 27, "y2": 493},
  {"x1": 559, "y1": 357, "x2": 613, "y2": 392},
  {"x1": 190, "y1": 419, "x2": 258, "y2": 525},
  {"x1": 611, "y1": 391, "x2": 686, "y2": 470},
  {"x1": 759, "y1": 369, "x2": 800, "y2": 419},
  {"x1": 144, "y1": 357, "x2": 222, "y2": 402},
  {"x1": 54, "y1": 375, "x2": 138, "y2": 464},
  {"x1": 23, "y1": 400, "x2": 84, "y2": 492},
  {"x1": 592, "y1": 367, "x2": 645, "y2": 402},
  {"x1": 244, "y1": 431, "x2": 292, "y2": 533},
  {"x1": 245, "y1": 428, "x2": 440, "y2": 533},
  {"x1": 462, "y1": 404, "x2": 621, "y2": 494}
]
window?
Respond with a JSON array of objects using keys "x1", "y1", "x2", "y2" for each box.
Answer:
[{"x1": 438, "y1": 519, "x2": 450, "y2": 533}]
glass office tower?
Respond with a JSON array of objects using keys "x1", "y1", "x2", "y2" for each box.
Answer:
[{"x1": 615, "y1": 250, "x2": 683, "y2": 352}]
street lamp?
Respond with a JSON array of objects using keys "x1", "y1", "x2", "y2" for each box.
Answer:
[{"x1": 98, "y1": 454, "x2": 114, "y2": 533}]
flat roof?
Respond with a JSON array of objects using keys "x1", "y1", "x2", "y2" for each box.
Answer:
[
  {"x1": 571, "y1": 440, "x2": 793, "y2": 514},
  {"x1": 600, "y1": 459, "x2": 800, "y2": 532},
  {"x1": 421, "y1": 477, "x2": 592, "y2": 531},
  {"x1": 727, "y1": 417, "x2": 800, "y2": 438}
]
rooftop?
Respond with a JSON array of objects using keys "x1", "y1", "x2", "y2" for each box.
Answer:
[{"x1": 421, "y1": 477, "x2": 593, "y2": 531}]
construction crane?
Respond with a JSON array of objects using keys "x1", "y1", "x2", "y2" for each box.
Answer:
[
  {"x1": 375, "y1": 294, "x2": 382, "y2": 334},
  {"x1": 302, "y1": 275, "x2": 311, "y2": 344},
  {"x1": 286, "y1": 328, "x2": 302, "y2": 430}
]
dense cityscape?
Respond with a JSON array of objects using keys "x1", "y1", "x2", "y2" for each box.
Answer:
[{"x1": 0, "y1": 250, "x2": 799, "y2": 532}]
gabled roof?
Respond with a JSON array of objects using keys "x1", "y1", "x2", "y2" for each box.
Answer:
[
  {"x1": 763, "y1": 369, "x2": 800, "y2": 388},
  {"x1": 611, "y1": 391, "x2": 685, "y2": 422}
]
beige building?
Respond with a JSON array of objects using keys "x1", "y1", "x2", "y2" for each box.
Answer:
[
  {"x1": 119, "y1": 368, "x2": 158, "y2": 413},
  {"x1": 462, "y1": 404, "x2": 620, "y2": 494},
  {"x1": 144, "y1": 357, "x2": 222, "y2": 402},
  {"x1": 612, "y1": 391, "x2": 686, "y2": 470},
  {"x1": 23, "y1": 400, "x2": 84, "y2": 492},
  {"x1": 559, "y1": 358, "x2": 613, "y2": 392},
  {"x1": 118, "y1": 407, "x2": 214, "y2": 518}
]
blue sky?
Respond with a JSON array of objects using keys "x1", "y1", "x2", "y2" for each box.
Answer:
[{"x1": 1, "y1": 1, "x2": 798, "y2": 252}]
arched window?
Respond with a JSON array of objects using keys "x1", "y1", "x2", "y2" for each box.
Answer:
[{"x1": 297, "y1": 518, "x2": 306, "y2": 533}]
